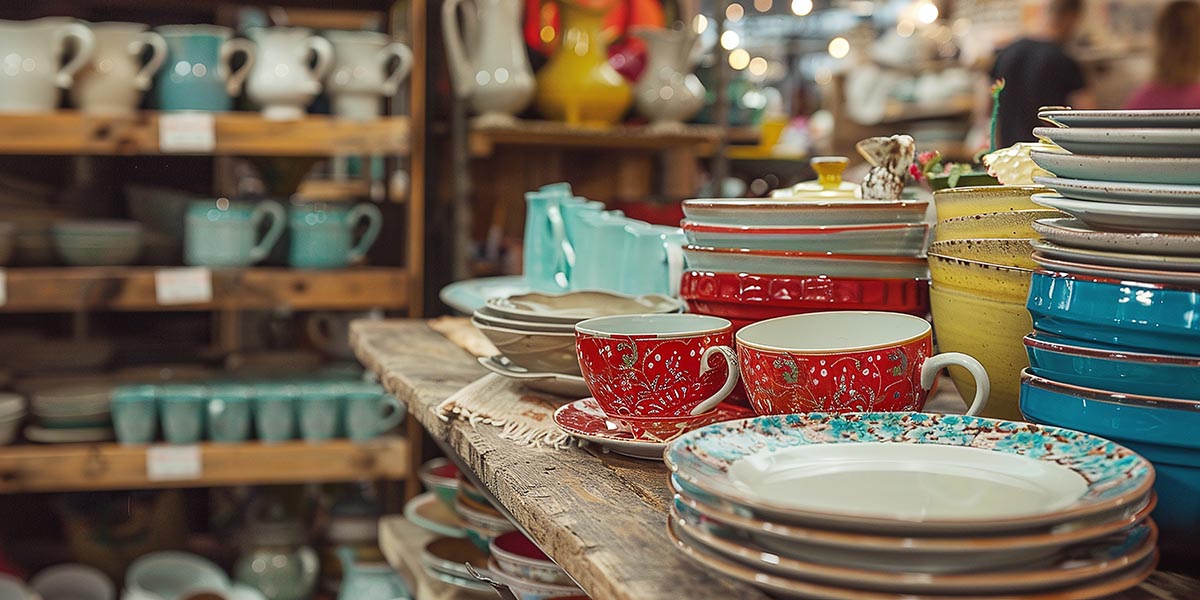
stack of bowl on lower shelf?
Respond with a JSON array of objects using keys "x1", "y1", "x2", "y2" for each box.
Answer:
[
  {"x1": 926, "y1": 185, "x2": 1054, "y2": 421},
  {"x1": 664, "y1": 412, "x2": 1159, "y2": 598},
  {"x1": 1019, "y1": 108, "x2": 1200, "y2": 560},
  {"x1": 678, "y1": 195, "x2": 931, "y2": 331}
]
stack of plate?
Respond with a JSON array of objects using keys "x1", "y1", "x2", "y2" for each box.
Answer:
[
  {"x1": 28, "y1": 384, "x2": 114, "y2": 443},
  {"x1": 664, "y1": 412, "x2": 1158, "y2": 599},
  {"x1": 472, "y1": 290, "x2": 684, "y2": 397},
  {"x1": 679, "y1": 197, "x2": 931, "y2": 330}
]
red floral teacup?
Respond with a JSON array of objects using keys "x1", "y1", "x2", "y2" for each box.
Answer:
[
  {"x1": 575, "y1": 314, "x2": 739, "y2": 417},
  {"x1": 736, "y1": 311, "x2": 989, "y2": 416}
]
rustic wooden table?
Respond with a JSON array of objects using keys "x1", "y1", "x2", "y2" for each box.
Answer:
[{"x1": 353, "y1": 319, "x2": 1200, "y2": 600}]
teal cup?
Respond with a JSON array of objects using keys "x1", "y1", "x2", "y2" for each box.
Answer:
[
  {"x1": 154, "y1": 25, "x2": 255, "y2": 111},
  {"x1": 185, "y1": 199, "x2": 286, "y2": 267},
  {"x1": 572, "y1": 210, "x2": 641, "y2": 291},
  {"x1": 617, "y1": 223, "x2": 686, "y2": 296},
  {"x1": 288, "y1": 202, "x2": 383, "y2": 269},
  {"x1": 207, "y1": 384, "x2": 252, "y2": 443},
  {"x1": 254, "y1": 383, "x2": 297, "y2": 443},
  {"x1": 111, "y1": 385, "x2": 159, "y2": 446},
  {"x1": 297, "y1": 387, "x2": 342, "y2": 442},
  {"x1": 159, "y1": 384, "x2": 207, "y2": 444},
  {"x1": 342, "y1": 383, "x2": 406, "y2": 442}
]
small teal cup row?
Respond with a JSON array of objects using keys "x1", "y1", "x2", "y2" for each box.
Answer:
[{"x1": 112, "y1": 382, "x2": 405, "y2": 445}]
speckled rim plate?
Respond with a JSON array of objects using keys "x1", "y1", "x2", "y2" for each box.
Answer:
[
  {"x1": 1038, "y1": 109, "x2": 1200, "y2": 128},
  {"x1": 1032, "y1": 218, "x2": 1200, "y2": 257},
  {"x1": 666, "y1": 515, "x2": 1160, "y2": 600},
  {"x1": 1033, "y1": 175, "x2": 1200, "y2": 206},
  {"x1": 1034, "y1": 126, "x2": 1200, "y2": 157},
  {"x1": 664, "y1": 413, "x2": 1155, "y2": 534},
  {"x1": 1032, "y1": 252, "x2": 1200, "y2": 286},
  {"x1": 1030, "y1": 240, "x2": 1200, "y2": 271},
  {"x1": 1032, "y1": 193, "x2": 1200, "y2": 233},
  {"x1": 486, "y1": 291, "x2": 684, "y2": 324},
  {"x1": 1030, "y1": 151, "x2": 1200, "y2": 185},
  {"x1": 670, "y1": 502, "x2": 1157, "y2": 594}
]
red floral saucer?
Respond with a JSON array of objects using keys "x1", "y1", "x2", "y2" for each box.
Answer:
[{"x1": 553, "y1": 398, "x2": 754, "y2": 460}]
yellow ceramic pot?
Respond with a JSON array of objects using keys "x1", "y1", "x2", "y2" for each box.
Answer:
[
  {"x1": 933, "y1": 185, "x2": 1047, "y2": 223},
  {"x1": 534, "y1": 0, "x2": 632, "y2": 125},
  {"x1": 930, "y1": 284, "x2": 1031, "y2": 421},
  {"x1": 933, "y1": 210, "x2": 1063, "y2": 242},
  {"x1": 927, "y1": 239, "x2": 1036, "y2": 302}
]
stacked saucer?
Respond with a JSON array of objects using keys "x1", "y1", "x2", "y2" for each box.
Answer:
[
  {"x1": 472, "y1": 290, "x2": 684, "y2": 397},
  {"x1": 27, "y1": 384, "x2": 114, "y2": 443},
  {"x1": 665, "y1": 412, "x2": 1158, "y2": 598}
]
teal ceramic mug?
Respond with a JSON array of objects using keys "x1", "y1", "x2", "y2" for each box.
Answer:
[
  {"x1": 185, "y1": 199, "x2": 286, "y2": 267},
  {"x1": 342, "y1": 383, "x2": 406, "y2": 442},
  {"x1": 617, "y1": 223, "x2": 685, "y2": 297},
  {"x1": 297, "y1": 386, "x2": 342, "y2": 442},
  {"x1": 159, "y1": 384, "x2": 207, "y2": 444},
  {"x1": 154, "y1": 25, "x2": 255, "y2": 111},
  {"x1": 288, "y1": 202, "x2": 383, "y2": 269},
  {"x1": 111, "y1": 385, "x2": 158, "y2": 445},
  {"x1": 254, "y1": 383, "x2": 297, "y2": 443},
  {"x1": 207, "y1": 384, "x2": 252, "y2": 443},
  {"x1": 523, "y1": 185, "x2": 576, "y2": 293},
  {"x1": 571, "y1": 210, "x2": 640, "y2": 291}
]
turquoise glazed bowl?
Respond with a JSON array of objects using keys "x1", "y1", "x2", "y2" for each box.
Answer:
[
  {"x1": 1026, "y1": 270, "x2": 1200, "y2": 357},
  {"x1": 1024, "y1": 332, "x2": 1200, "y2": 400},
  {"x1": 1020, "y1": 370, "x2": 1199, "y2": 558}
]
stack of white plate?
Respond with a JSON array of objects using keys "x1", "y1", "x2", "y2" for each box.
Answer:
[
  {"x1": 471, "y1": 290, "x2": 684, "y2": 397},
  {"x1": 28, "y1": 384, "x2": 114, "y2": 443},
  {"x1": 664, "y1": 412, "x2": 1159, "y2": 599}
]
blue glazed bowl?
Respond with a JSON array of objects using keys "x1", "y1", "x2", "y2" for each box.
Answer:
[
  {"x1": 1020, "y1": 370, "x2": 1200, "y2": 558},
  {"x1": 1024, "y1": 332, "x2": 1200, "y2": 400},
  {"x1": 1025, "y1": 270, "x2": 1200, "y2": 357}
]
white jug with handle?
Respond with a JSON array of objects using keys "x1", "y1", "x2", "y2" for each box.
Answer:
[
  {"x1": 442, "y1": 0, "x2": 535, "y2": 122},
  {"x1": 630, "y1": 25, "x2": 705, "y2": 126},
  {"x1": 0, "y1": 18, "x2": 96, "y2": 113},
  {"x1": 71, "y1": 22, "x2": 167, "y2": 115},
  {"x1": 324, "y1": 30, "x2": 414, "y2": 121},
  {"x1": 244, "y1": 27, "x2": 333, "y2": 120}
]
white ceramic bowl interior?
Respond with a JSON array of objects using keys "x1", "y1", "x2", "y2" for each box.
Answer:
[
  {"x1": 737, "y1": 311, "x2": 930, "y2": 352},
  {"x1": 31, "y1": 564, "x2": 115, "y2": 600},
  {"x1": 576, "y1": 314, "x2": 731, "y2": 338}
]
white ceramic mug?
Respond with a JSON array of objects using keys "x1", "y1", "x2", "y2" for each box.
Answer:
[
  {"x1": 324, "y1": 30, "x2": 413, "y2": 121},
  {"x1": 0, "y1": 18, "x2": 96, "y2": 113},
  {"x1": 244, "y1": 27, "x2": 333, "y2": 120},
  {"x1": 71, "y1": 22, "x2": 167, "y2": 114}
]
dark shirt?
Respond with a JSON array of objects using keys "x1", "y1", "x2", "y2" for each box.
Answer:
[{"x1": 990, "y1": 38, "x2": 1086, "y2": 147}]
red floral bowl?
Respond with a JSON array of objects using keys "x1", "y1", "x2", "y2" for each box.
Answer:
[{"x1": 680, "y1": 271, "x2": 931, "y2": 321}]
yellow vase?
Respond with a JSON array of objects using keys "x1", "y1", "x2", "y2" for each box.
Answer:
[{"x1": 535, "y1": 0, "x2": 632, "y2": 125}]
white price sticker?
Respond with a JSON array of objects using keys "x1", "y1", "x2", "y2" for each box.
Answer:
[
  {"x1": 155, "y1": 267, "x2": 213, "y2": 305},
  {"x1": 159, "y1": 112, "x2": 216, "y2": 153},
  {"x1": 0, "y1": 269, "x2": 6, "y2": 307},
  {"x1": 146, "y1": 445, "x2": 202, "y2": 481}
]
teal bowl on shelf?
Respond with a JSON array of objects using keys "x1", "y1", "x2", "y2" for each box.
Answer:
[
  {"x1": 1024, "y1": 332, "x2": 1200, "y2": 400},
  {"x1": 1026, "y1": 270, "x2": 1200, "y2": 357},
  {"x1": 1020, "y1": 370, "x2": 1200, "y2": 559}
]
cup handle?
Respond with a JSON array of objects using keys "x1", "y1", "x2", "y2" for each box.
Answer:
[
  {"x1": 375, "y1": 395, "x2": 406, "y2": 433},
  {"x1": 305, "y1": 36, "x2": 335, "y2": 95},
  {"x1": 247, "y1": 201, "x2": 286, "y2": 264},
  {"x1": 132, "y1": 31, "x2": 168, "y2": 91},
  {"x1": 664, "y1": 240, "x2": 684, "y2": 297},
  {"x1": 548, "y1": 204, "x2": 570, "y2": 289},
  {"x1": 689, "y1": 346, "x2": 739, "y2": 415},
  {"x1": 55, "y1": 23, "x2": 96, "y2": 88},
  {"x1": 920, "y1": 352, "x2": 990, "y2": 416},
  {"x1": 345, "y1": 203, "x2": 383, "y2": 264},
  {"x1": 379, "y1": 42, "x2": 414, "y2": 97},
  {"x1": 219, "y1": 38, "x2": 256, "y2": 96}
]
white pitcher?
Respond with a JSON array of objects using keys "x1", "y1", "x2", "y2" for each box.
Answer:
[
  {"x1": 0, "y1": 19, "x2": 95, "y2": 113},
  {"x1": 244, "y1": 27, "x2": 333, "y2": 120},
  {"x1": 324, "y1": 30, "x2": 413, "y2": 121},
  {"x1": 630, "y1": 26, "x2": 705, "y2": 126},
  {"x1": 71, "y1": 22, "x2": 167, "y2": 114},
  {"x1": 442, "y1": 0, "x2": 534, "y2": 121}
]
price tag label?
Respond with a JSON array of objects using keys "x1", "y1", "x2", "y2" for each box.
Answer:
[
  {"x1": 147, "y1": 445, "x2": 202, "y2": 481},
  {"x1": 155, "y1": 267, "x2": 213, "y2": 306},
  {"x1": 0, "y1": 269, "x2": 6, "y2": 307},
  {"x1": 159, "y1": 112, "x2": 216, "y2": 153}
]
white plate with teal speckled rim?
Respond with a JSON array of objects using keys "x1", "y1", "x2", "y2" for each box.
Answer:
[
  {"x1": 1032, "y1": 218, "x2": 1200, "y2": 257},
  {"x1": 1030, "y1": 151, "x2": 1200, "y2": 185},
  {"x1": 1033, "y1": 175, "x2": 1200, "y2": 206},
  {"x1": 1034, "y1": 126, "x2": 1200, "y2": 157},
  {"x1": 1032, "y1": 194, "x2": 1200, "y2": 233},
  {"x1": 1038, "y1": 108, "x2": 1200, "y2": 128},
  {"x1": 665, "y1": 413, "x2": 1154, "y2": 535},
  {"x1": 1031, "y1": 240, "x2": 1200, "y2": 271}
]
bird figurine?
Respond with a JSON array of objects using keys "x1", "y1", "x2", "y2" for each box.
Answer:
[{"x1": 857, "y1": 134, "x2": 915, "y2": 201}]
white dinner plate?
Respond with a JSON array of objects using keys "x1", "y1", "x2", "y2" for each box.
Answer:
[
  {"x1": 1032, "y1": 252, "x2": 1200, "y2": 287},
  {"x1": 1033, "y1": 218, "x2": 1200, "y2": 257},
  {"x1": 1030, "y1": 151, "x2": 1200, "y2": 185},
  {"x1": 1030, "y1": 240, "x2": 1200, "y2": 272},
  {"x1": 683, "y1": 246, "x2": 930, "y2": 280},
  {"x1": 1032, "y1": 194, "x2": 1200, "y2": 233},
  {"x1": 477, "y1": 356, "x2": 591, "y2": 398},
  {"x1": 1038, "y1": 108, "x2": 1200, "y2": 128},
  {"x1": 1033, "y1": 176, "x2": 1200, "y2": 206},
  {"x1": 1034, "y1": 126, "x2": 1200, "y2": 157},
  {"x1": 681, "y1": 198, "x2": 930, "y2": 227}
]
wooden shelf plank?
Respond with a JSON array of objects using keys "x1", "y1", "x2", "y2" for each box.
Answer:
[
  {"x1": 0, "y1": 437, "x2": 409, "y2": 493},
  {"x1": 0, "y1": 112, "x2": 409, "y2": 156},
  {"x1": 468, "y1": 119, "x2": 722, "y2": 157},
  {"x1": 0, "y1": 267, "x2": 410, "y2": 312}
]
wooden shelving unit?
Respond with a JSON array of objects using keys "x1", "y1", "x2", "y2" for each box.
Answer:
[
  {"x1": 467, "y1": 118, "x2": 723, "y2": 157},
  {"x1": 0, "y1": 267, "x2": 411, "y2": 312},
  {"x1": 0, "y1": 437, "x2": 409, "y2": 493},
  {"x1": 0, "y1": 112, "x2": 409, "y2": 157}
]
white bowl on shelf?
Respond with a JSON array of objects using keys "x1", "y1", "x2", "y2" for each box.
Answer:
[{"x1": 31, "y1": 564, "x2": 115, "y2": 600}]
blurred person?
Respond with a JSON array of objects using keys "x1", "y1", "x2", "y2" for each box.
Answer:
[
  {"x1": 1125, "y1": 0, "x2": 1200, "y2": 109},
  {"x1": 989, "y1": 0, "x2": 1095, "y2": 147}
]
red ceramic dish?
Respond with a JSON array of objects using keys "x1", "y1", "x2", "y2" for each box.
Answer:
[{"x1": 680, "y1": 271, "x2": 931, "y2": 319}]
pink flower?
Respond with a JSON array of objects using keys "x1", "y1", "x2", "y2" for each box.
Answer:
[
  {"x1": 917, "y1": 151, "x2": 938, "y2": 166},
  {"x1": 908, "y1": 164, "x2": 923, "y2": 181}
]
